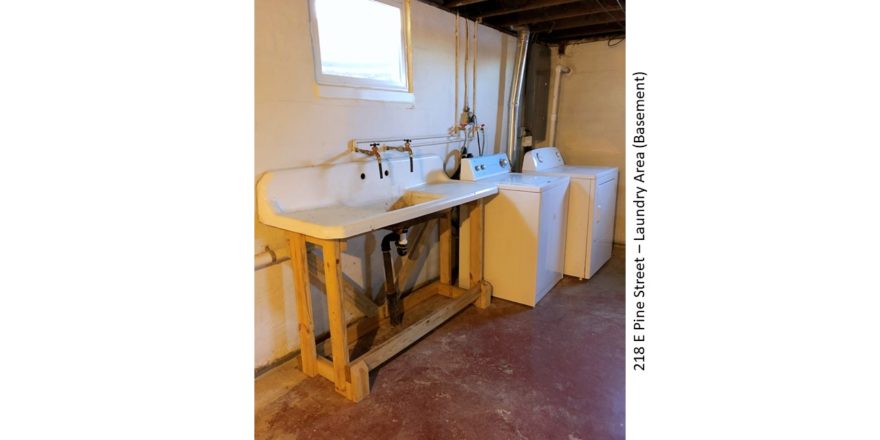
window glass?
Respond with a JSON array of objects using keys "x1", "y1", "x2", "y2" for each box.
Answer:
[{"x1": 313, "y1": 0, "x2": 406, "y2": 88}]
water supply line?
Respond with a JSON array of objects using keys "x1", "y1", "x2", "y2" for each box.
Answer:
[
  {"x1": 548, "y1": 64, "x2": 572, "y2": 148},
  {"x1": 472, "y1": 19, "x2": 478, "y2": 117},
  {"x1": 506, "y1": 28, "x2": 530, "y2": 172},
  {"x1": 454, "y1": 12, "x2": 459, "y2": 132},
  {"x1": 464, "y1": 20, "x2": 469, "y2": 115}
]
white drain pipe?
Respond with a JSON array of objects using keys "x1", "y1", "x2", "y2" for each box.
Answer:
[
  {"x1": 255, "y1": 246, "x2": 290, "y2": 271},
  {"x1": 548, "y1": 64, "x2": 571, "y2": 148},
  {"x1": 506, "y1": 29, "x2": 530, "y2": 172}
]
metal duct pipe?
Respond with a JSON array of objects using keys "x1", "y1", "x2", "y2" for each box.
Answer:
[
  {"x1": 548, "y1": 64, "x2": 572, "y2": 147},
  {"x1": 506, "y1": 29, "x2": 530, "y2": 172}
]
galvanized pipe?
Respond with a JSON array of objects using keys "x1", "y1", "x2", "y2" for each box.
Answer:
[{"x1": 506, "y1": 29, "x2": 530, "y2": 172}]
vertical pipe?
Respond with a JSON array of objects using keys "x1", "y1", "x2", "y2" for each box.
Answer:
[
  {"x1": 548, "y1": 64, "x2": 571, "y2": 147},
  {"x1": 464, "y1": 20, "x2": 469, "y2": 112},
  {"x1": 506, "y1": 29, "x2": 530, "y2": 172},
  {"x1": 454, "y1": 13, "x2": 459, "y2": 131},
  {"x1": 472, "y1": 19, "x2": 478, "y2": 115}
]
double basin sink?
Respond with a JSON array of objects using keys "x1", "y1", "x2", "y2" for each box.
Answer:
[{"x1": 257, "y1": 155, "x2": 498, "y2": 239}]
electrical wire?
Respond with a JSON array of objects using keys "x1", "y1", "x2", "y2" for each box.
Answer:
[
  {"x1": 593, "y1": 0, "x2": 626, "y2": 46},
  {"x1": 475, "y1": 124, "x2": 481, "y2": 156}
]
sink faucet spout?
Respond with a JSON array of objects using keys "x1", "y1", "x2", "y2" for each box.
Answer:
[
  {"x1": 370, "y1": 143, "x2": 384, "y2": 179},
  {"x1": 354, "y1": 143, "x2": 384, "y2": 179},
  {"x1": 383, "y1": 139, "x2": 414, "y2": 172}
]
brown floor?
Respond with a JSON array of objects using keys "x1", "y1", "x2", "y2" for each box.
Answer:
[{"x1": 255, "y1": 248, "x2": 624, "y2": 440}]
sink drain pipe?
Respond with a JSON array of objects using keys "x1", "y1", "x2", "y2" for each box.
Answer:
[{"x1": 382, "y1": 229, "x2": 409, "y2": 326}]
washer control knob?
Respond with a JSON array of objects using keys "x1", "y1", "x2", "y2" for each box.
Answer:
[{"x1": 499, "y1": 158, "x2": 508, "y2": 168}]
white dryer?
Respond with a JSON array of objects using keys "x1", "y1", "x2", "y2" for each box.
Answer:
[
  {"x1": 523, "y1": 147, "x2": 618, "y2": 279},
  {"x1": 459, "y1": 153, "x2": 569, "y2": 307}
]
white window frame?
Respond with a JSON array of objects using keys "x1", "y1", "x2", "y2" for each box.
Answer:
[{"x1": 308, "y1": 0, "x2": 412, "y2": 94}]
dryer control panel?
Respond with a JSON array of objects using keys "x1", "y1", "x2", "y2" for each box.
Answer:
[
  {"x1": 460, "y1": 153, "x2": 512, "y2": 181},
  {"x1": 522, "y1": 147, "x2": 565, "y2": 171}
]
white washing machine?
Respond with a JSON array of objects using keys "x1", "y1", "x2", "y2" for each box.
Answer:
[
  {"x1": 459, "y1": 153, "x2": 569, "y2": 307},
  {"x1": 523, "y1": 147, "x2": 618, "y2": 279}
]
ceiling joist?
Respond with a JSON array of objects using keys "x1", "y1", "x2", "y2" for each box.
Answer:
[
  {"x1": 426, "y1": 0, "x2": 625, "y2": 45},
  {"x1": 529, "y1": 10, "x2": 624, "y2": 32},
  {"x1": 486, "y1": 2, "x2": 622, "y2": 27}
]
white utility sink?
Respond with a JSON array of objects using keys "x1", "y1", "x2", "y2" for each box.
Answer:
[
  {"x1": 385, "y1": 191, "x2": 444, "y2": 211},
  {"x1": 257, "y1": 155, "x2": 497, "y2": 239}
]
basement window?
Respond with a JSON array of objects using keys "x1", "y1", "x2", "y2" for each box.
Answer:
[{"x1": 309, "y1": 0, "x2": 412, "y2": 100}]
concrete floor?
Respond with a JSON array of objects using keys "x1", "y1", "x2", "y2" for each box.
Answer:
[{"x1": 255, "y1": 248, "x2": 624, "y2": 440}]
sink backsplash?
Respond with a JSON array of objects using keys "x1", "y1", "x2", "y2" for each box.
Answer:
[{"x1": 259, "y1": 155, "x2": 447, "y2": 214}]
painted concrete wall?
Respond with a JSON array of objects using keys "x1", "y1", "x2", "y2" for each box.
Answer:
[
  {"x1": 542, "y1": 40, "x2": 626, "y2": 244},
  {"x1": 255, "y1": 0, "x2": 515, "y2": 369}
]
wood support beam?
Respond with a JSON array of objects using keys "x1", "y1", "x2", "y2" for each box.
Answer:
[
  {"x1": 468, "y1": 199, "x2": 492, "y2": 309},
  {"x1": 468, "y1": 199, "x2": 483, "y2": 290},
  {"x1": 318, "y1": 281, "x2": 441, "y2": 357},
  {"x1": 321, "y1": 239, "x2": 351, "y2": 398},
  {"x1": 475, "y1": 0, "x2": 582, "y2": 19},
  {"x1": 315, "y1": 356, "x2": 335, "y2": 382},
  {"x1": 356, "y1": 285, "x2": 482, "y2": 371},
  {"x1": 530, "y1": 11, "x2": 625, "y2": 32},
  {"x1": 486, "y1": 2, "x2": 621, "y2": 27},
  {"x1": 539, "y1": 25, "x2": 625, "y2": 43},
  {"x1": 438, "y1": 209, "x2": 453, "y2": 295},
  {"x1": 286, "y1": 232, "x2": 318, "y2": 377},
  {"x1": 307, "y1": 252, "x2": 379, "y2": 318},
  {"x1": 445, "y1": 0, "x2": 490, "y2": 7},
  {"x1": 349, "y1": 360, "x2": 370, "y2": 402}
]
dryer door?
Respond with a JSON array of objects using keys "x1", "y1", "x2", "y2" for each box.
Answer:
[{"x1": 589, "y1": 177, "x2": 618, "y2": 277}]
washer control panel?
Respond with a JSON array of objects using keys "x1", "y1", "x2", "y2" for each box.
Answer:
[{"x1": 459, "y1": 153, "x2": 511, "y2": 181}]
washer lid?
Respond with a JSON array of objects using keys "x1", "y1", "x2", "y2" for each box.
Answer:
[
  {"x1": 525, "y1": 165, "x2": 618, "y2": 182},
  {"x1": 489, "y1": 174, "x2": 570, "y2": 193}
]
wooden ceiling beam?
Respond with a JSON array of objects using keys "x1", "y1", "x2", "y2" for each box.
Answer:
[
  {"x1": 416, "y1": 0, "x2": 518, "y2": 37},
  {"x1": 444, "y1": 0, "x2": 490, "y2": 7},
  {"x1": 469, "y1": 0, "x2": 583, "y2": 19},
  {"x1": 538, "y1": 24, "x2": 624, "y2": 43},
  {"x1": 530, "y1": 10, "x2": 624, "y2": 32},
  {"x1": 485, "y1": 1, "x2": 622, "y2": 27}
]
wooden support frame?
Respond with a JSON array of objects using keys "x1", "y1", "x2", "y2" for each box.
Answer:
[
  {"x1": 287, "y1": 232, "x2": 317, "y2": 377},
  {"x1": 285, "y1": 204, "x2": 491, "y2": 401}
]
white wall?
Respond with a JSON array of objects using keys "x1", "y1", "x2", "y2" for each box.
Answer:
[
  {"x1": 254, "y1": 0, "x2": 515, "y2": 369},
  {"x1": 543, "y1": 40, "x2": 626, "y2": 244}
]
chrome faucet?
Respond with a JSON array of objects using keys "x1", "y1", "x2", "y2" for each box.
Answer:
[
  {"x1": 353, "y1": 142, "x2": 384, "y2": 179},
  {"x1": 384, "y1": 139, "x2": 414, "y2": 172}
]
